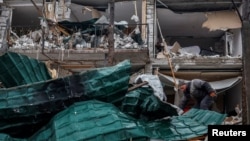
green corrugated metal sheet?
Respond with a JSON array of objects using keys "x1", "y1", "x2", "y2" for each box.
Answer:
[
  {"x1": 0, "y1": 52, "x2": 52, "y2": 87},
  {"x1": 0, "y1": 100, "x2": 226, "y2": 141},
  {"x1": 0, "y1": 53, "x2": 227, "y2": 140},
  {"x1": 146, "y1": 108, "x2": 226, "y2": 141},
  {"x1": 121, "y1": 87, "x2": 179, "y2": 120},
  {"x1": 0, "y1": 59, "x2": 131, "y2": 138},
  {"x1": 29, "y1": 100, "x2": 149, "y2": 141},
  {"x1": 181, "y1": 107, "x2": 227, "y2": 125}
]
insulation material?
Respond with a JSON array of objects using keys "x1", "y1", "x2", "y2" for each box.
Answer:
[{"x1": 202, "y1": 10, "x2": 242, "y2": 31}]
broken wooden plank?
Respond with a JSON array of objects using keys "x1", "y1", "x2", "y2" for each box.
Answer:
[
  {"x1": 60, "y1": 64, "x2": 95, "y2": 69},
  {"x1": 128, "y1": 81, "x2": 148, "y2": 92}
]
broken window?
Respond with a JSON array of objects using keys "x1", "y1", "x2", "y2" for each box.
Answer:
[{"x1": 156, "y1": 7, "x2": 243, "y2": 58}]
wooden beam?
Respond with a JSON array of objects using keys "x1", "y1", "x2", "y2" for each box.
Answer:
[
  {"x1": 141, "y1": 0, "x2": 147, "y2": 41},
  {"x1": 60, "y1": 64, "x2": 95, "y2": 69},
  {"x1": 128, "y1": 81, "x2": 148, "y2": 92},
  {"x1": 107, "y1": 0, "x2": 115, "y2": 66}
]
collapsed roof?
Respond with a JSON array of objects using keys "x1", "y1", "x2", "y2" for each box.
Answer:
[{"x1": 0, "y1": 52, "x2": 227, "y2": 140}]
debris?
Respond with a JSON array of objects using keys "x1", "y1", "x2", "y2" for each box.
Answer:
[
  {"x1": 170, "y1": 41, "x2": 181, "y2": 53},
  {"x1": 45, "y1": 60, "x2": 58, "y2": 79},
  {"x1": 223, "y1": 104, "x2": 242, "y2": 125}
]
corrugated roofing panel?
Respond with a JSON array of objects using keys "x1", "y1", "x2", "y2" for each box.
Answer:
[
  {"x1": 0, "y1": 100, "x2": 227, "y2": 141},
  {"x1": 0, "y1": 52, "x2": 52, "y2": 87},
  {"x1": 0, "y1": 59, "x2": 131, "y2": 137}
]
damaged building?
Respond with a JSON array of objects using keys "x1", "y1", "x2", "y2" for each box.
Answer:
[{"x1": 0, "y1": 0, "x2": 249, "y2": 140}]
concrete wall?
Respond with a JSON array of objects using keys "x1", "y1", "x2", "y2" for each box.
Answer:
[{"x1": 231, "y1": 29, "x2": 242, "y2": 57}]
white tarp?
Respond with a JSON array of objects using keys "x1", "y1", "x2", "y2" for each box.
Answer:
[
  {"x1": 134, "y1": 74, "x2": 167, "y2": 101},
  {"x1": 158, "y1": 73, "x2": 242, "y2": 94}
]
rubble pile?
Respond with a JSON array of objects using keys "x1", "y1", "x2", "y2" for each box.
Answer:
[{"x1": 9, "y1": 15, "x2": 147, "y2": 51}]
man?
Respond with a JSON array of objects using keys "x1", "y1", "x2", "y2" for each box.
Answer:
[{"x1": 178, "y1": 79, "x2": 217, "y2": 110}]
